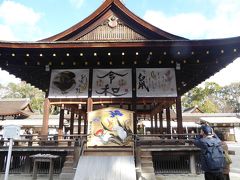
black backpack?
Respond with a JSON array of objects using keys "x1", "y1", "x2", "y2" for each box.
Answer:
[{"x1": 203, "y1": 139, "x2": 226, "y2": 170}]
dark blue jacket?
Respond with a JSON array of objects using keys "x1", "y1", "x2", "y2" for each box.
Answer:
[{"x1": 194, "y1": 135, "x2": 223, "y2": 172}]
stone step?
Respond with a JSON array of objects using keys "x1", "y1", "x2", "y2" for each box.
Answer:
[
  {"x1": 65, "y1": 155, "x2": 73, "y2": 161},
  {"x1": 84, "y1": 150, "x2": 133, "y2": 156},
  {"x1": 59, "y1": 173, "x2": 75, "y2": 180},
  {"x1": 62, "y1": 167, "x2": 75, "y2": 173},
  {"x1": 74, "y1": 156, "x2": 136, "y2": 180},
  {"x1": 141, "y1": 151, "x2": 152, "y2": 156},
  {"x1": 141, "y1": 153, "x2": 152, "y2": 158},
  {"x1": 141, "y1": 160, "x2": 153, "y2": 164},
  {"x1": 141, "y1": 161, "x2": 153, "y2": 167},
  {"x1": 86, "y1": 147, "x2": 133, "y2": 151},
  {"x1": 141, "y1": 156, "x2": 152, "y2": 162},
  {"x1": 141, "y1": 173, "x2": 156, "y2": 180},
  {"x1": 141, "y1": 167, "x2": 155, "y2": 173},
  {"x1": 64, "y1": 161, "x2": 74, "y2": 167}
]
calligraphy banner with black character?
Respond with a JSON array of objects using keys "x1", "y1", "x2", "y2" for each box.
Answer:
[
  {"x1": 92, "y1": 69, "x2": 132, "y2": 98},
  {"x1": 48, "y1": 69, "x2": 89, "y2": 98},
  {"x1": 136, "y1": 68, "x2": 177, "y2": 97}
]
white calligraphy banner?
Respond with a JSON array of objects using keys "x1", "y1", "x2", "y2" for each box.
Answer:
[
  {"x1": 48, "y1": 69, "x2": 89, "y2": 98},
  {"x1": 136, "y1": 68, "x2": 177, "y2": 97},
  {"x1": 92, "y1": 69, "x2": 132, "y2": 98}
]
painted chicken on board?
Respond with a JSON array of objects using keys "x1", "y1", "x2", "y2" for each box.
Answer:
[{"x1": 94, "y1": 109, "x2": 132, "y2": 145}]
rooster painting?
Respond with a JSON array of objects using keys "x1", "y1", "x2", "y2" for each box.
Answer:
[{"x1": 88, "y1": 107, "x2": 133, "y2": 146}]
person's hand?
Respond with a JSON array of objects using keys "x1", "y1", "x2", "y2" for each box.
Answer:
[{"x1": 211, "y1": 128, "x2": 214, "y2": 134}]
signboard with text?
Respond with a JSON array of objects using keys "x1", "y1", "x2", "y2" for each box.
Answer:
[
  {"x1": 136, "y1": 68, "x2": 177, "y2": 97},
  {"x1": 47, "y1": 68, "x2": 177, "y2": 98},
  {"x1": 92, "y1": 69, "x2": 132, "y2": 98},
  {"x1": 49, "y1": 69, "x2": 89, "y2": 98}
]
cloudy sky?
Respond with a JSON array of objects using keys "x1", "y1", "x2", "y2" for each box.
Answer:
[{"x1": 0, "y1": 0, "x2": 240, "y2": 86}]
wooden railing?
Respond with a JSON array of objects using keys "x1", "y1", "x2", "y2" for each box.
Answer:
[
  {"x1": 0, "y1": 134, "x2": 87, "y2": 175},
  {"x1": 0, "y1": 134, "x2": 87, "y2": 148},
  {"x1": 0, "y1": 133, "x2": 231, "y2": 176},
  {"x1": 0, "y1": 152, "x2": 66, "y2": 174},
  {"x1": 134, "y1": 134, "x2": 202, "y2": 175}
]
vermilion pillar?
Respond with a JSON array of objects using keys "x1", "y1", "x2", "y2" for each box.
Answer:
[
  {"x1": 41, "y1": 98, "x2": 50, "y2": 137},
  {"x1": 176, "y1": 96, "x2": 183, "y2": 134},
  {"x1": 84, "y1": 98, "x2": 93, "y2": 134}
]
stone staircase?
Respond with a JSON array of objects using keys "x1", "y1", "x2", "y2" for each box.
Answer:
[
  {"x1": 140, "y1": 151, "x2": 156, "y2": 180},
  {"x1": 59, "y1": 153, "x2": 76, "y2": 180},
  {"x1": 83, "y1": 147, "x2": 133, "y2": 156},
  {"x1": 73, "y1": 155, "x2": 136, "y2": 180},
  {"x1": 59, "y1": 146, "x2": 156, "y2": 180}
]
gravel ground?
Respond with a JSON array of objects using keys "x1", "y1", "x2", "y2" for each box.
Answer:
[{"x1": 156, "y1": 173, "x2": 239, "y2": 180}]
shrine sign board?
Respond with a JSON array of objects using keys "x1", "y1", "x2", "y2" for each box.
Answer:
[
  {"x1": 136, "y1": 68, "x2": 177, "y2": 97},
  {"x1": 92, "y1": 69, "x2": 132, "y2": 98},
  {"x1": 3, "y1": 125, "x2": 21, "y2": 139},
  {"x1": 48, "y1": 68, "x2": 177, "y2": 98},
  {"x1": 48, "y1": 69, "x2": 89, "y2": 98}
]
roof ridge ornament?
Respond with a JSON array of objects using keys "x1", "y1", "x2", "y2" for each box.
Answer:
[
  {"x1": 77, "y1": 15, "x2": 146, "y2": 41},
  {"x1": 108, "y1": 15, "x2": 119, "y2": 28}
]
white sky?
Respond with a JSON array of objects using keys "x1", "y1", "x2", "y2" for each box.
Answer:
[{"x1": 0, "y1": 0, "x2": 240, "y2": 86}]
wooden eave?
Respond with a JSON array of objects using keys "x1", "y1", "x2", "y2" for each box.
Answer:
[
  {"x1": 40, "y1": 0, "x2": 185, "y2": 42},
  {"x1": 0, "y1": 36, "x2": 240, "y2": 96},
  {"x1": 1, "y1": 0, "x2": 239, "y2": 113},
  {"x1": 1, "y1": 36, "x2": 240, "y2": 48},
  {"x1": 49, "y1": 97, "x2": 175, "y2": 115}
]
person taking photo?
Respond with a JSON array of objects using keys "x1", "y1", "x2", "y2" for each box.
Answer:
[{"x1": 194, "y1": 125, "x2": 225, "y2": 180}]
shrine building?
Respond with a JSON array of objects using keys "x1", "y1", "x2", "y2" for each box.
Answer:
[{"x1": 0, "y1": 0, "x2": 240, "y2": 179}]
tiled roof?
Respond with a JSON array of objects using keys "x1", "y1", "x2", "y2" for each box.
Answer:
[
  {"x1": 183, "y1": 106, "x2": 203, "y2": 113},
  {"x1": 0, "y1": 99, "x2": 33, "y2": 117}
]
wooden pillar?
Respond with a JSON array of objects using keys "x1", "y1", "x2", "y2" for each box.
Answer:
[
  {"x1": 186, "y1": 126, "x2": 189, "y2": 139},
  {"x1": 49, "y1": 159, "x2": 54, "y2": 180},
  {"x1": 166, "y1": 107, "x2": 171, "y2": 134},
  {"x1": 190, "y1": 152, "x2": 196, "y2": 174},
  {"x1": 132, "y1": 67, "x2": 137, "y2": 135},
  {"x1": 128, "y1": 104, "x2": 131, "y2": 110},
  {"x1": 23, "y1": 156, "x2": 31, "y2": 173},
  {"x1": 0, "y1": 155, "x2": 4, "y2": 173},
  {"x1": 32, "y1": 160, "x2": 38, "y2": 180},
  {"x1": 58, "y1": 108, "x2": 64, "y2": 140},
  {"x1": 78, "y1": 114, "x2": 82, "y2": 135},
  {"x1": 84, "y1": 98, "x2": 93, "y2": 135},
  {"x1": 159, "y1": 112, "x2": 163, "y2": 134},
  {"x1": 132, "y1": 101, "x2": 137, "y2": 134},
  {"x1": 83, "y1": 113, "x2": 87, "y2": 135},
  {"x1": 133, "y1": 112, "x2": 137, "y2": 134},
  {"x1": 70, "y1": 111, "x2": 74, "y2": 138},
  {"x1": 87, "y1": 98, "x2": 93, "y2": 112},
  {"x1": 41, "y1": 98, "x2": 50, "y2": 137},
  {"x1": 150, "y1": 115, "x2": 153, "y2": 134},
  {"x1": 176, "y1": 96, "x2": 183, "y2": 134},
  {"x1": 154, "y1": 113, "x2": 158, "y2": 134}
]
